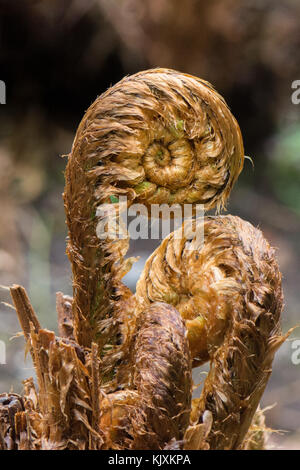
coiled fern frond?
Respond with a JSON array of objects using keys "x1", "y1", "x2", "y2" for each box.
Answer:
[
  {"x1": 64, "y1": 68, "x2": 244, "y2": 380},
  {"x1": 0, "y1": 69, "x2": 287, "y2": 451}
]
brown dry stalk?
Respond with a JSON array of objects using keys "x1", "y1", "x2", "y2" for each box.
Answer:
[
  {"x1": 10, "y1": 284, "x2": 41, "y2": 339},
  {"x1": 0, "y1": 68, "x2": 286, "y2": 450}
]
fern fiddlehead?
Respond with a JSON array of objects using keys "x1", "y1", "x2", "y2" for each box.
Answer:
[
  {"x1": 1, "y1": 69, "x2": 285, "y2": 450},
  {"x1": 64, "y1": 68, "x2": 244, "y2": 383}
]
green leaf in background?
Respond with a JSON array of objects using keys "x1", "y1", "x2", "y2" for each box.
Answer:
[{"x1": 270, "y1": 123, "x2": 300, "y2": 215}]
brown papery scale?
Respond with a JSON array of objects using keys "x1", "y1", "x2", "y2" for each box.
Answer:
[{"x1": 0, "y1": 69, "x2": 287, "y2": 450}]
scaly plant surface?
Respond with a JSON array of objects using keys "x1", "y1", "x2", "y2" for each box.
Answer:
[{"x1": 0, "y1": 69, "x2": 287, "y2": 450}]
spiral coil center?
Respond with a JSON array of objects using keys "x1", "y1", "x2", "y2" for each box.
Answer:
[{"x1": 143, "y1": 127, "x2": 194, "y2": 189}]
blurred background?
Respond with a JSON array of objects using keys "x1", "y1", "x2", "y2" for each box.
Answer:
[{"x1": 0, "y1": 0, "x2": 299, "y2": 449}]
